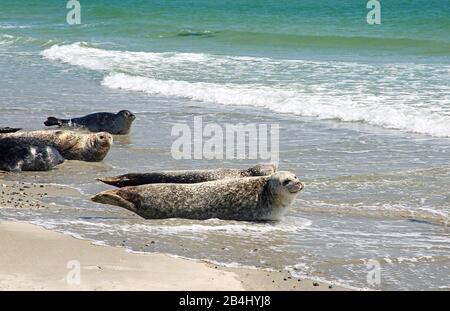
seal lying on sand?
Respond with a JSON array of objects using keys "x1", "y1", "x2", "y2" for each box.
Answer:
[
  {"x1": 44, "y1": 110, "x2": 136, "y2": 135},
  {"x1": 97, "y1": 164, "x2": 277, "y2": 187},
  {"x1": 1, "y1": 130, "x2": 113, "y2": 162},
  {"x1": 0, "y1": 127, "x2": 21, "y2": 134},
  {"x1": 91, "y1": 171, "x2": 303, "y2": 221},
  {"x1": 0, "y1": 139, "x2": 64, "y2": 171}
]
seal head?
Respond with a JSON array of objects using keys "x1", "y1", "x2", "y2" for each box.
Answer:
[
  {"x1": 81, "y1": 132, "x2": 113, "y2": 162},
  {"x1": 263, "y1": 171, "x2": 304, "y2": 220},
  {"x1": 117, "y1": 110, "x2": 136, "y2": 122}
]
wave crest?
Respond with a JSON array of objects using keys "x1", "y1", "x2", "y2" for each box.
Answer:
[{"x1": 41, "y1": 43, "x2": 450, "y2": 138}]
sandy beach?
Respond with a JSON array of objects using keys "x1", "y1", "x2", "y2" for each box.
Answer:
[{"x1": 0, "y1": 180, "x2": 345, "y2": 291}]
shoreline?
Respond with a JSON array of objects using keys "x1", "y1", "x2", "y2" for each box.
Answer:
[
  {"x1": 0, "y1": 180, "x2": 347, "y2": 291},
  {"x1": 0, "y1": 221, "x2": 347, "y2": 291}
]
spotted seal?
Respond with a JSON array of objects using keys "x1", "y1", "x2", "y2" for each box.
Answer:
[
  {"x1": 44, "y1": 110, "x2": 136, "y2": 135},
  {"x1": 91, "y1": 171, "x2": 303, "y2": 221},
  {"x1": 0, "y1": 139, "x2": 64, "y2": 171},
  {"x1": 1, "y1": 130, "x2": 113, "y2": 162},
  {"x1": 97, "y1": 163, "x2": 277, "y2": 187}
]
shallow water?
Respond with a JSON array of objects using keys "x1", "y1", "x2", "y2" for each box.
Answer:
[{"x1": 1, "y1": 0, "x2": 449, "y2": 290}]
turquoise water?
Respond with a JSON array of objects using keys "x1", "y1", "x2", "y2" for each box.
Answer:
[
  {"x1": 2, "y1": 0, "x2": 450, "y2": 57},
  {"x1": 1, "y1": 1, "x2": 450, "y2": 290}
]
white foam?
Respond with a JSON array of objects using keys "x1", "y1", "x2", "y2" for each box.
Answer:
[
  {"x1": 102, "y1": 73, "x2": 450, "y2": 138},
  {"x1": 41, "y1": 43, "x2": 450, "y2": 138},
  {"x1": 117, "y1": 221, "x2": 307, "y2": 235},
  {"x1": 0, "y1": 24, "x2": 32, "y2": 29}
]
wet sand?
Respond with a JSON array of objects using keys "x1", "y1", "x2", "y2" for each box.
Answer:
[{"x1": 0, "y1": 180, "x2": 346, "y2": 291}]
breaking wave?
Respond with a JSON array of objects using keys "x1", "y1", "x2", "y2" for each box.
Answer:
[{"x1": 41, "y1": 43, "x2": 450, "y2": 137}]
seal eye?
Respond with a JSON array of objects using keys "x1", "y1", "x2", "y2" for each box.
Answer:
[
  {"x1": 282, "y1": 180, "x2": 290, "y2": 186},
  {"x1": 99, "y1": 135, "x2": 105, "y2": 140}
]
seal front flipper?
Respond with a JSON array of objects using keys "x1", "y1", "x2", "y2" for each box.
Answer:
[
  {"x1": 96, "y1": 175, "x2": 134, "y2": 187},
  {"x1": 44, "y1": 117, "x2": 68, "y2": 127}
]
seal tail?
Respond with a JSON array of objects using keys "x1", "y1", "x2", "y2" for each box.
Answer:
[
  {"x1": 91, "y1": 189, "x2": 137, "y2": 212},
  {"x1": 44, "y1": 117, "x2": 67, "y2": 127}
]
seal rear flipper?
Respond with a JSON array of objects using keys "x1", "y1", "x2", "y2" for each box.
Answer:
[
  {"x1": 91, "y1": 190, "x2": 137, "y2": 212},
  {"x1": 44, "y1": 117, "x2": 66, "y2": 127},
  {"x1": 96, "y1": 176, "x2": 129, "y2": 187},
  {"x1": 0, "y1": 127, "x2": 22, "y2": 134},
  {"x1": 96, "y1": 173, "x2": 165, "y2": 187}
]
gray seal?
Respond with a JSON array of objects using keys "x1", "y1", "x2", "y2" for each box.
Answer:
[
  {"x1": 1, "y1": 130, "x2": 113, "y2": 162},
  {"x1": 91, "y1": 171, "x2": 304, "y2": 221},
  {"x1": 97, "y1": 163, "x2": 277, "y2": 187},
  {"x1": 44, "y1": 110, "x2": 136, "y2": 135},
  {"x1": 0, "y1": 127, "x2": 21, "y2": 134},
  {"x1": 0, "y1": 139, "x2": 64, "y2": 171}
]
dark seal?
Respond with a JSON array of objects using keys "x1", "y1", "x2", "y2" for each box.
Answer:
[
  {"x1": 0, "y1": 139, "x2": 64, "y2": 172},
  {"x1": 91, "y1": 171, "x2": 304, "y2": 221},
  {"x1": 97, "y1": 163, "x2": 277, "y2": 187},
  {"x1": 44, "y1": 110, "x2": 136, "y2": 135}
]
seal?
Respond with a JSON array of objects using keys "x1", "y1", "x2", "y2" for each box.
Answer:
[
  {"x1": 0, "y1": 127, "x2": 21, "y2": 134},
  {"x1": 97, "y1": 163, "x2": 277, "y2": 187},
  {"x1": 1, "y1": 130, "x2": 113, "y2": 162},
  {"x1": 91, "y1": 171, "x2": 304, "y2": 221},
  {"x1": 0, "y1": 139, "x2": 64, "y2": 172},
  {"x1": 44, "y1": 110, "x2": 136, "y2": 135}
]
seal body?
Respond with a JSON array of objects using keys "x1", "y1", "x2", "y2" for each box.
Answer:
[
  {"x1": 92, "y1": 171, "x2": 303, "y2": 221},
  {"x1": 0, "y1": 139, "x2": 64, "y2": 171},
  {"x1": 0, "y1": 127, "x2": 21, "y2": 134},
  {"x1": 97, "y1": 164, "x2": 277, "y2": 187},
  {"x1": 1, "y1": 130, "x2": 113, "y2": 162},
  {"x1": 44, "y1": 110, "x2": 136, "y2": 135}
]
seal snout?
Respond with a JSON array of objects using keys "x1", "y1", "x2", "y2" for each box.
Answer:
[
  {"x1": 289, "y1": 180, "x2": 304, "y2": 193},
  {"x1": 277, "y1": 172, "x2": 304, "y2": 194}
]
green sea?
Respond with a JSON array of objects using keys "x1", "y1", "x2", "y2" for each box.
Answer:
[{"x1": 1, "y1": 0, "x2": 449, "y2": 290}]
